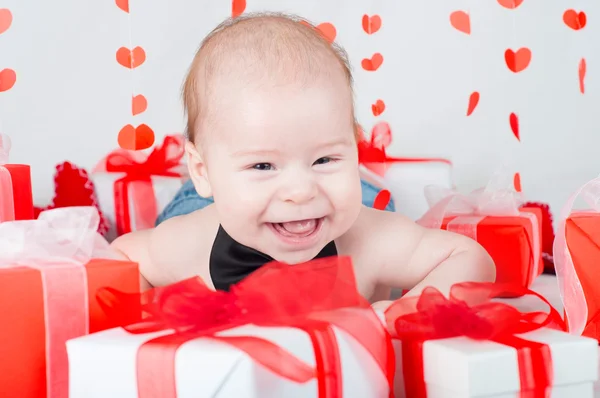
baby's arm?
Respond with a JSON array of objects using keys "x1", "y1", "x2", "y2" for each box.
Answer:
[
  {"x1": 365, "y1": 208, "x2": 495, "y2": 300},
  {"x1": 110, "y1": 208, "x2": 218, "y2": 291}
]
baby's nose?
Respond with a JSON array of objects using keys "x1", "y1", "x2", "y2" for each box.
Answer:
[{"x1": 279, "y1": 171, "x2": 317, "y2": 204}]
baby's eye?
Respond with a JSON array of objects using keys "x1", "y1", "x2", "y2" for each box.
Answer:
[
  {"x1": 313, "y1": 157, "x2": 334, "y2": 166},
  {"x1": 252, "y1": 163, "x2": 273, "y2": 171}
]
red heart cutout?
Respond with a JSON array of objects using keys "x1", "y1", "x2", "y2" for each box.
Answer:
[
  {"x1": 450, "y1": 11, "x2": 470, "y2": 35},
  {"x1": 0, "y1": 68, "x2": 16, "y2": 92},
  {"x1": 371, "y1": 121, "x2": 392, "y2": 149},
  {"x1": 232, "y1": 0, "x2": 246, "y2": 18},
  {"x1": 563, "y1": 10, "x2": 586, "y2": 31},
  {"x1": 497, "y1": 0, "x2": 523, "y2": 9},
  {"x1": 371, "y1": 100, "x2": 386, "y2": 116},
  {"x1": 116, "y1": 47, "x2": 146, "y2": 69},
  {"x1": 0, "y1": 8, "x2": 12, "y2": 35},
  {"x1": 579, "y1": 58, "x2": 586, "y2": 94},
  {"x1": 115, "y1": 0, "x2": 129, "y2": 13},
  {"x1": 509, "y1": 113, "x2": 519, "y2": 141},
  {"x1": 361, "y1": 53, "x2": 384, "y2": 72},
  {"x1": 373, "y1": 189, "x2": 391, "y2": 210},
  {"x1": 513, "y1": 173, "x2": 522, "y2": 192},
  {"x1": 362, "y1": 15, "x2": 382, "y2": 34},
  {"x1": 132, "y1": 94, "x2": 148, "y2": 116},
  {"x1": 316, "y1": 22, "x2": 336, "y2": 43},
  {"x1": 466, "y1": 91, "x2": 480, "y2": 116},
  {"x1": 505, "y1": 48, "x2": 531, "y2": 73},
  {"x1": 118, "y1": 124, "x2": 155, "y2": 150},
  {"x1": 300, "y1": 21, "x2": 337, "y2": 43}
]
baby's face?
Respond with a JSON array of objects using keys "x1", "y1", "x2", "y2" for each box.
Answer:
[{"x1": 202, "y1": 80, "x2": 361, "y2": 264}]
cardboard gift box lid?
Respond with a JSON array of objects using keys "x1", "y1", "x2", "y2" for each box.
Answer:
[{"x1": 395, "y1": 328, "x2": 598, "y2": 397}]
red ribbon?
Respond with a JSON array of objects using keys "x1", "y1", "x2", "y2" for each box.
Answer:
[
  {"x1": 105, "y1": 135, "x2": 184, "y2": 235},
  {"x1": 385, "y1": 282, "x2": 566, "y2": 398},
  {"x1": 99, "y1": 256, "x2": 396, "y2": 398}
]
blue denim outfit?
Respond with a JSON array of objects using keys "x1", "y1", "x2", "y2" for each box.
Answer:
[{"x1": 156, "y1": 179, "x2": 395, "y2": 225}]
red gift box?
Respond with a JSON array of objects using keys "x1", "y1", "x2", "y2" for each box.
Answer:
[
  {"x1": 554, "y1": 176, "x2": 600, "y2": 340},
  {"x1": 418, "y1": 181, "x2": 542, "y2": 289},
  {"x1": 0, "y1": 134, "x2": 34, "y2": 221},
  {"x1": 0, "y1": 207, "x2": 140, "y2": 398}
]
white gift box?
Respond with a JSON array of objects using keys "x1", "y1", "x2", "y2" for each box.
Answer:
[
  {"x1": 91, "y1": 135, "x2": 188, "y2": 241},
  {"x1": 92, "y1": 172, "x2": 184, "y2": 241},
  {"x1": 393, "y1": 328, "x2": 598, "y2": 398},
  {"x1": 360, "y1": 160, "x2": 453, "y2": 220},
  {"x1": 67, "y1": 322, "x2": 390, "y2": 398}
]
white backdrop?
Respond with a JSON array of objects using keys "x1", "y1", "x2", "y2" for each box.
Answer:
[{"x1": 1, "y1": 0, "x2": 599, "y2": 217}]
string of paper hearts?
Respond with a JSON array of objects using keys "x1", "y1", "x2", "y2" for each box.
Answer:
[
  {"x1": 562, "y1": 9, "x2": 587, "y2": 94},
  {"x1": 449, "y1": 1, "x2": 525, "y2": 193},
  {"x1": 0, "y1": 8, "x2": 16, "y2": 133},
  {"x1": 115, "y1": 0, "x2": 154, "y2": 151}
]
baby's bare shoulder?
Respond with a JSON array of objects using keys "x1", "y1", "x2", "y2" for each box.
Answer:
[
  {"x1": 112, "y1": 205, "x2": 220, "y2": 288},
  {"x1": 338, "y1": 206, "x2": 425, "y2": 266}
]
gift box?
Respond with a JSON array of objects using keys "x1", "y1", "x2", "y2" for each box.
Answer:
[
  {"x1": 92, "y1": 134, "x2": 188, "y2": 241},
  {"x1": 358, "y1": 123, "x2": 453, "y2": 220},
  {"x1": 0, "y1": 207, "x2": 140, "y2": 398},
  {"x1": 418, "y1": 174, "x2": 543, "y2": 289},
  {"x1": 67, "y1": 257, "x2": 394, "y2": 398},
  {"x1": 385, "y1": 282, "x2": 599, "y2": 398},
  {"x1": 554, "y1": 176, "x2": 600, "y2": 340},
  {"x1": 0, "y1": 134, "x2": 34, "y2": 221}
]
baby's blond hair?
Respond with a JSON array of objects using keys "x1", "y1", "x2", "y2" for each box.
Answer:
[{"x1": 181, "y1": 12, "x2": 359, "y2": 145}]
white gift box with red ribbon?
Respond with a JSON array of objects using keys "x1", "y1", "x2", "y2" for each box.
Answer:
[
  {"x1": 358, "y1": 122, "x2": 453, "y2": 220},
  {"x1": 91, "y1": 135, "x2": 188, "y2": 241}
]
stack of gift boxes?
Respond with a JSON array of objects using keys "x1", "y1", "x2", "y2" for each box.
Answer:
[{"x1": 3, "y1": 130, "x2": 600, "y2": 398}]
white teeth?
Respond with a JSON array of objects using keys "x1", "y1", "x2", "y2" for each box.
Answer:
[{"x1": 280, "y1": 219, "x2": 317, "y2": 234}]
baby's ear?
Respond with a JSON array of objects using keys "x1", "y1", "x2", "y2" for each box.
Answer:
[{"x1": 185, "y1": 140, "x2": 212, "y2": 198}]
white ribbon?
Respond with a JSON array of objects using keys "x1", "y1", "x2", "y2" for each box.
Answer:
[{"x1": 553, "y1": 176, "x2": 600, "y2": 336}]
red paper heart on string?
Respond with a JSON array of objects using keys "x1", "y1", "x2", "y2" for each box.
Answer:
[
  {"x1": 371, "y1": 100, "x2": 386, "y2": 116},
  {"x1": 0, "y1": 68, "x2": 16, "y2": 92},
  {"x1": 115, "y1": 0, "x2": 129, "y2": 13},
  {"x1": 563, "y1": 10, "x2": 586, "y2": 30},
  {"x1": 361, "y1": 53, "x2": 384, "y2": 71},
  {"x1": 116, "y1": 47, "x2": 146, "y2": 69},
  {"x1": 513, "y1": 172, "x2": 522, "y2": 192},
  {"x1": 505, "y1": 48, "x2": 531, "y2": 73},
  {"x1": 362, "y1": 15, "x2": 382, "y2": 34},
  {"x1": 371, "y1": 121, "x2": 392, "y2": 149},
  {"x1": 373, "y1": 189, "x2": 391, "y2": 210},
  {"x1": 466, "y1": 91, "x2": 480, "y2": 116},
  {"x1": 316, "y1": 22, "x2": 336, "y2": 43},
  {"x1": 300, "y1": 21, "x2": 337, "y2": 43},
  {"x1": 132, "y1": 94, "x2": 148, "y2": 116},
  {"x1": 509, "y1": 113, "x2": 519, "y2": 141},
  {"x1": 232, "y1": 0, "x2": 246, "y2": 18},
  {"x1": 579, "y1": 58, "x2": 586, "y2": 94},
  {"x1": 0, "y1": 8, "x2": 13, "y2": 35},
  {"x1": 118, "y1": 124, "x2": 155, "y2": 150},
  {"x1": 497, "y1": 0, "x2": 523, "y2": 9},
  {"x1": 450, "y1": 11, "x2": 470, "y2": 34}
]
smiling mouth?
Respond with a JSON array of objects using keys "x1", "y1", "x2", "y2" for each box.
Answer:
[{"x1": 269, "y1": 218, "x2": 323, "y2": 240}]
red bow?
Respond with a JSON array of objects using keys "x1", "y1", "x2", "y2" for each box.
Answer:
[
  {"x1": 385, "y1": 282, "x2": 566, "y2": 398},
  {"x1": 100, "y1": 256, "x2": 395, "y2": 398},
  {"x1": 105, "y1": 134, "x2": 184, "y2": 178},
  {"x1": 105, "y1": 135, "x2": 185, "y2": 235}
]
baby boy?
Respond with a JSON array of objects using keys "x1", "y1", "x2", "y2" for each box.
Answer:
[{"x1": 112, "y1": 12, "x2": 495, "y2": 306}]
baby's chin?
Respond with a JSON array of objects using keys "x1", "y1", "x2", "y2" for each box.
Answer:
[{"x1": 263, "y1": 245, "x2": 330, "y2": 265}]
